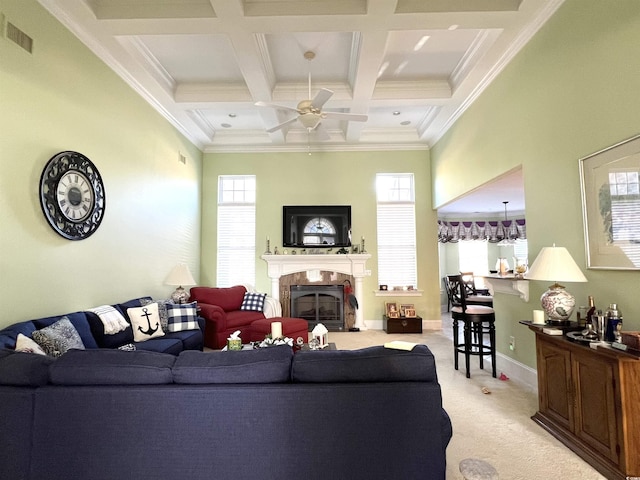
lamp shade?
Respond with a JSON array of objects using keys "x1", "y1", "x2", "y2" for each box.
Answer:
[
  {"x1": 526, "y1": 245, "x2": 587, "y2": 324},
  {"x1": 164, "y1": 263, "x2": 196, "y2": 287},
  {"x1": 526, "y1": 246, "x2": 587, "y2": 283}
]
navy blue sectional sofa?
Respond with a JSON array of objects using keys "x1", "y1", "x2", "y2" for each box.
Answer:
[
  {"x1": 0, "y1": 296, "x2": 204, "y2": 355},
  {"x1": 0, "y1": 344, "x2": 452, "y2": 480}
]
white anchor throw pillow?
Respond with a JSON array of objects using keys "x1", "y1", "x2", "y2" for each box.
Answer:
[{"x1": 128, "y1": 303, "x2": 165, "y2": 343}]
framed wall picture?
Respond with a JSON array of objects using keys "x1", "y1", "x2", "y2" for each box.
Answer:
[
  {"x1": 385, "y1": 302, "x2": 399, "y2": 318},
  {"x1": 580, "y1": 134, "x2": 640, "y2": 269}
]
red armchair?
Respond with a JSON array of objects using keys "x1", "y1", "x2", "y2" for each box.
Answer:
[{"x1": 190, "y1": 285, "x2": 271, "y2": 349}]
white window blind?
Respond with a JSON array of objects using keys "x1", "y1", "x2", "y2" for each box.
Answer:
[
  {"x1": 514, "y1": 239, "x2": 528, "y2": 263},
  {"x1": 376, "y1": 174, "x2": 417, "y2": 288},
  {"x1": 217, "y1": 176, "x2": 256, "y2": 287}
]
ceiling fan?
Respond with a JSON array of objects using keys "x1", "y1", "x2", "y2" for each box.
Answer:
[{"x1": 255, "y1": 51, "x2": 368, "y2": 141}]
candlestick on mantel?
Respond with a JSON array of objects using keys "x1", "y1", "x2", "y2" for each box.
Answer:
[{"x1": 265, "y1": 236, "x2": 272, "y2": 254}]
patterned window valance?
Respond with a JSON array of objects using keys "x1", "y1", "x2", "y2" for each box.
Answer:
[{"x1": 437, "y1": 218, "x2": 526, "y2": 243}]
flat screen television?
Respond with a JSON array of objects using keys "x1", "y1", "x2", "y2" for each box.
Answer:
[{"x1": 283, "y1": 205, "x2": 351, "y2": 248}]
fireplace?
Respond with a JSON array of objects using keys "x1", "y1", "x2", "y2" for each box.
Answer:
[
  {"x1": 261, "y1": 253, "x2": 371, "y2": 331},
  {"x1": 290, "y1": 285, "x2": 344, "y2": 331}
]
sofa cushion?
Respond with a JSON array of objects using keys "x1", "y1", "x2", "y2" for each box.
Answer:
[
  {"x1": 32, "y1": 311, "x2": 98, "y2": 349},
  {"x1": 15, "y1": 333, "x2": 46, "y2": 355},
  {"x1": 85, "y1": 311, "x2": 134, "y2": 349},
  {"x1": 225, "y1": 310, "x2": 266, "y2": 329},
  {"x1": 134, "y1": 338, "x2": 183, "y2": 355},
  {"x1": 291, "y1": 345, "x2": 437, "y2": 383},
  {"x1": 114, "y1": 296, "x2": 153, "y2": 320},
  {"x1": 240, "y1": 292, "x2": 267, "y2": 312},
  {"x1": 173, "y1": 345, "x2": 293, "y2": 384},
  {"x1": 166, "y1": 302, "x2": 199, "y2": 332},
  {"x1": 49, "y1": 349, "x2": 175, "y2": 385},
  {"x1": 190, "y1": 286, "x2": 246, "y2": 312},
  {"x1": 0, "y1": 322, "x2": 37, "y2": 350},
  {"x1": 0, "y1": 349, "x2": 55, "y2": 386},
  {"x1": 128, "y1": 303, "x2": 165, "y2": 342},
  {"x1": 32, "y1": 317, "x2": 86, "y2": 358},
  {"x1": 164, "y1": 329, "x2": 203, "y2": 351}
]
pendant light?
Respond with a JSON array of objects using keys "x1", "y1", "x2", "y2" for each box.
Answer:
[{"x1": 497, "y1": 201, "x2": 516, "y2": 246}]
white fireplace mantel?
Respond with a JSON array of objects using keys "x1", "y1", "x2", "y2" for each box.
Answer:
[{"x1": 261, "y1": 254, "x2": 371, "y2": 330}]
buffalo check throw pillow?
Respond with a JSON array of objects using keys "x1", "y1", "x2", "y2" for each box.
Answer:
[
  {"x1": 166, "y1": 302, "x2": 199, "y2": 332},
  {"x1": 240, "y1": 292, "x2": 267, "y2": 312}
]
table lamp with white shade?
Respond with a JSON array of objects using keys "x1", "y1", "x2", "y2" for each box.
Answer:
[
  {"x1": 526, "y1": 244, "x2": 588, "y2": 324},
  {"x1": 165, "y1": 263, "x2": 196, "y2": 304}
]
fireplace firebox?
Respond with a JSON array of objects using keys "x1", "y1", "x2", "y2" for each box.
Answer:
[{"x1": 290, "y1": 285, "x2": 344, "y2": 331}]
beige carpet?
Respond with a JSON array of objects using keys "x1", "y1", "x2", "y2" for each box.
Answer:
[{"x1": 329, "y1": 323, "x2": 606, "y2": 480}]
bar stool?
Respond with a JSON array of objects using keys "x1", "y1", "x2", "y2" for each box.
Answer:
[
  {"x1": 443, "y1": 276, "x2": 454, "y2": 312},
  {"x1": 460, "y1": 272, "x2": 494, "y2": 308},
  {"x1": 449, "y1": 275, "x2": 496, "y2": 378}
]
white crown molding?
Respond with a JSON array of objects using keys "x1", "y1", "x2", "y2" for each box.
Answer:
[{"x1": 203, "y1": 141, "x2": 429, "y2": 154}]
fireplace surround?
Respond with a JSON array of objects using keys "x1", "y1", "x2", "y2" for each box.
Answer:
[
  {"x1": 262, "y1": 254, "x2": 371, "y2": 330},
  {"x1": 290, "y1": 284, "x2": 344, "y2": 331}
]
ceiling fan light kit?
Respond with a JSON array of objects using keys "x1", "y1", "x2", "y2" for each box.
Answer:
[{"x1": 255, "y1": 51, "x2": 368, "y2": 141}]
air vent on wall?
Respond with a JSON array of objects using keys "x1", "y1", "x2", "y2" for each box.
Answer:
[{"x1": 6, "y1": 21, "x2": 33, "y2": 53}]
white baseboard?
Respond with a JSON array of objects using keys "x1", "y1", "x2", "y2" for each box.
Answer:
[
  {"x1": 491, "y1": 352, "x2": 538, "y2": 392},
  {"x1": 364, "y1": 319, "x2": 383, "y2": 330}
]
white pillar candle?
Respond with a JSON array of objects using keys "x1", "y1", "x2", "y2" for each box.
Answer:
[
  {"x1": 533, "y1": 310, "x2": 545, "y2": 324},
  {"x1": 271, "y1": 321, "x2": 282, "y2": 339}
]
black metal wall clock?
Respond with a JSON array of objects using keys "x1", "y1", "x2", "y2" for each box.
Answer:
[{"x1": 39, "y1": 151, "x2": 106, "y2": 240}]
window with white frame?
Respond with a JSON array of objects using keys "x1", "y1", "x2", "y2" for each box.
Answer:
[
  {"x1": 376, "y1": 173, "x2": 417, "y2": 288},
  {"x1": 458, "y1": 240, "x2": 489, "y2": 275},
  {"x1": 217, "y1": 175, "x2": 256, "y2": 287}
]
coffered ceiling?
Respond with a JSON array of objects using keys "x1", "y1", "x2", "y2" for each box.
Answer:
[{"x1": 38, "y1": 0, "x2": 564, "y2": 154}]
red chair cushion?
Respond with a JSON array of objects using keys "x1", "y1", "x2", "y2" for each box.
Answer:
[{"x1": 190, "y1": 286, "x2": 247, "y2": 312}]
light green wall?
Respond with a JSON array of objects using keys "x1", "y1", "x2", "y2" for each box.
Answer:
[
  {"x1": 0, "y1": 0, "x2": 202, "y2": 325},
  {"x1": 431, "y1": 0, "x2": 640, "y2": 368},
  {"x1": 202, "y1": 150, "x2": 442, "y2": 323}
]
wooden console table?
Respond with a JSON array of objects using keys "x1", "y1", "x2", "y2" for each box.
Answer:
[{"x1": 525, "y1": 322, "x2": 640, "y2": 480}]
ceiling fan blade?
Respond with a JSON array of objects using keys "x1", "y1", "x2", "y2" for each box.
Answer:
[
  {"x1": 311, "y1": 88, "x2": 333, "y2": 109},
  {"x1": 265, "y1": 116, "x2": 299, "y2": 133},
  {"x1": 321, "y1": 112, "x2": 368, "y2": 122},
  {"x1": 313, "y1": 122, "x2": 331, "y2": 141},
  {"x1": 255, "y1": 101, "x2": 299, "y2": 114}
]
